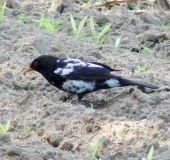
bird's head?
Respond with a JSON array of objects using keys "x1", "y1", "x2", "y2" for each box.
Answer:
[{"x1": 23, "y1": 55, "x2": 59, "y2": 75}]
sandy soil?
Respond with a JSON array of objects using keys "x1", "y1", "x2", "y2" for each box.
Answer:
[{"x1": 1, "y1": 0, "x2": 170, "y2": 160}]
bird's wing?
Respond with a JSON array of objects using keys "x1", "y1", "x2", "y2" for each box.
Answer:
[
  {"x1": 89, "y1": 62, "x2": 121, "y2": 71},
  {"x1": 53, "y1": 59, "x2": 119, "y2": 80}
]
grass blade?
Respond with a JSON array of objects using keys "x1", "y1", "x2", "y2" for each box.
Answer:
[
  {"x1": 97, "y1": 24, "x2": 111, "y2": 44},
  {"x1": 90, "y1": 16, "x2": 96, "y2": 45},
  {"x1": 5, "y1": 119, "x2": 11, "y2": 132},
  {"x1": 92, "y1": 137, "x2": 101, "y2": 158},
  {"x1": 76, "y1": 16, "x2": 87, "y2": 40},
  {"x1": 0, "y1": 123, "x2": 6, "y2": 134},
  {"x1": 44, "y1": 19, "x2": 55, "y2": 34},
  {"x1": 115, "y1": 37, "x2": 121, "y2": 48},
  {"x1": 147, "y1": 145, "x2": 154, "y2": 160},
  {"x1": 86, "y1": 140, "x2": 94, "y2": 158},
  {"x1": 70, "y1": 13, "x2": 77, "y2": 39},
  {"x1": 38, "y1": 13, "x2": 45, "y2": 28},
  {"x1": 0, "y1": 1, "x2": 6, "y2": 20}
]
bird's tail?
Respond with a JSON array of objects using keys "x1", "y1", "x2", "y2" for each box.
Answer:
[{"x1": 117, "y1": 78, "x2": 159, "y2": 89}]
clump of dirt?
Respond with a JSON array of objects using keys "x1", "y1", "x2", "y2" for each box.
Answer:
[{"x1": 0, "y1": 0, "x2": 170, "y2": 159}]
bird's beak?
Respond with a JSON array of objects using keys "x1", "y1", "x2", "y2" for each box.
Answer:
[{"x1": 23, "y1": 67, "x2": 33, "y2": 75}]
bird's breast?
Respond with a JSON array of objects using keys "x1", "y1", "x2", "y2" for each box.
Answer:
[{"x1": 61, "y1": 80, "x2": 96, "y2": 94}]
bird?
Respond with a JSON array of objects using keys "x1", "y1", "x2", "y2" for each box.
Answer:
[{"x1": 23, "y1": 55, "x2": 159, "y2": 100}]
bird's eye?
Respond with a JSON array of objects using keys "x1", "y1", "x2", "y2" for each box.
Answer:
[{"x1": 34, "y1": 62, "x2": 38, "y2": 67}]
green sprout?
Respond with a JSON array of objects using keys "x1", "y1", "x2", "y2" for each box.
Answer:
[
  {"x1": 97, "y1": 59, "x2": 103, "y2": 63},
  {"x1": 0, "y1": 1, "x2": 6, "y2": 20},
  {"x1": 138, "y1": 64, "x2": 147, "y2": 72},
  {"x1": 70, "y1": 13, "x2": 87, "y2": 40},
  {"x1": 89, "y1": 103, "x2": 94, "y2": 108},
  {"x1": 82, "y1": 2, "x2": 87, "y2": 8},
  {"x1": 38, "y1": 14, "x2": 60, "y2": 34},
  {"x1": 115, "y1": 37, "x2": 121, "y2": 49},
  {"x1": 0, "y1": 120, "x2": 11, "y2": 134},
  {"x1": 142, "y1": 46, "x2": 152, "y2": 54},
  {"x1": 86, "y1": 137, "x2": 101, "y2": 160},
  {"x1": 162, "y1": 21, "x2": 170, "y2": 30},
  {"x1": 147, "y1": 145, "x2": 154, "y2": 160},
  {"x1": 90, "y1": 16, "x2": 111, "y2": 46},
  {"x1": 143, "y1": 145, "x2": 154, "y2": 160},
  {"x1": 18, "y1": 13, "x2": 25, "y2": 21}
]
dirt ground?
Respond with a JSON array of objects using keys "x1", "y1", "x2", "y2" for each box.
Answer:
[{"x1": 1, "y1": 0, "x2": 170, "y2": 159}]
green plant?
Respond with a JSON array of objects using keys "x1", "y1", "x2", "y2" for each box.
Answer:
[
  {"x1": 18, "y1": 13, "x2": 25, "y2": 21},
  {"x1": 33, "y1": 50, "x2": 38, "y2": 55},
  {"x1": 24, "y1": 126, "x2": 34, "y2": 133},
  {"x1": 70, "y1": 13, "x2": 87, "y2": 40},
  {"x1": 82, "y1": 2, "x2": 87, "y2": 8},
  {"x1": 38, "y1": 14, "x2": 45, "y2": 28},
  {"x1": 0, "y1": 120, "x2": 11, "y2": 134},
  {"x1": 115, "y1": 37, "x2": 121, "y2": 49},
  {"x1": 89, "y1": 103, "x2": 94, "y2": 108},
  {"x1": 142, "y1": 46, "x2": 152, "y2": 54},
  {"x1": 138, "y1": 64, "x2": 147, "y2": 72},
  {"x1": 38, "y1": 14, "x2": 61, "y2": 34},
  {"x1": 0, "y1": 1, "x2": 6, "y2": 20},
  {"x1": 43, "y1": 19, "x2": 56, "y2": 34},
  {"x1": 142, "y1": 145, "x2": 154, "y2": 160},
  {"x1": 86, "y1": 137, "x2": 101, "y2": 160},
  {"x1": 97, "y1": 59, "x2": 103, "y2": 63},
  {"x1": 162, "y1": 21, "x2": 170, "y2": 30},
  {"x1": 90, "y1": 16, "x2": 111, "y2": 46}
]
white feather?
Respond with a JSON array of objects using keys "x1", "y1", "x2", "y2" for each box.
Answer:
[
  {"x1": 62, "y1": 80, "x2": 95, "y2": 93},
  {"x1": 105, "y1": 79, "x2": 121, "y2": 87}
]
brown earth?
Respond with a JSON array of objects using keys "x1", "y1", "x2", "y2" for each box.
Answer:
[{"x1": 0, "y1": 0, "x2": 170, "y2": 160}]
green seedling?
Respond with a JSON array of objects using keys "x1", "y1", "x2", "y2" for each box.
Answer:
[
  {"x1": 142, "y1": 46, "x2": 152, "y2": 54},
  {"x1": 115, "y1": 37, "x2": 121, "y2": 49},
  {"x1": 90, "y1": 16, "x2": 111, "y2": 46},
  {"x1": 147, "y1": 145, "x2": 154, "y2": 160},
  {"x1": 18, "y1": 13, "x2": 25, "y2": 21},
  {"x1": 70, "y1": 13, "x2": 87, "y2": 40},
  {"x1": 38, "y1": 13, "x2": 45, "y2": 28},
  {"x1": 43, "y1": 19, "x2": 56, "y2": 34},
  {"x1": 86, "y1": 137, "x2": 101, "y2": 160},
  {"x1": 0, "y1": 1, "x2": 6, "y2": 20},
  {"x1": 42, "y1": 96, "x2": 46, "y2": 100},
  {"x1": 0, "y1": 120, "x2": 11, "y2": 134},
  {"x1": 162, "y1": 21, "x2": 170, "y2": 30},
  {"x1": 97, "y1": 59, "x2": 103, "y2": 63},
  {"x1": 24, "y1": 126, "x2": 34, "y2": 133},
  {"x1": 138, "y1": 64, "x2": 147, "y2": 72},
  {"x1": 82, "y1": 2, "x2": 87, "y2": 8},
  {"x1": 33, "y1": 50, "x2": 38, "y2": 55},
  {"x1": 89, "y1": 103, "x2": 94, "y2": 108},
  {"x1": 38, "y1": 14, "x2": 61, "y2": 34},
  {"x1": 142, "y1": 145, "x2": 154, "y2": 160}
]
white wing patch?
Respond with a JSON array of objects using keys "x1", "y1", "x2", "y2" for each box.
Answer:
[
  {"x1": 64, "y1": 59, "x2": 103, "y2": 68},
  {"x1": 55, "y1": 59, "x2": 103, "y2": 76},
  {"x1": 62, "y1": 80, "x2": 95, "y2": 93},
  {"x1": 105, "y1": 79, "x2": 121, "y2": 87},
  {"x1": 54, "y1": 68, "x2": 73, "y2": 75}
]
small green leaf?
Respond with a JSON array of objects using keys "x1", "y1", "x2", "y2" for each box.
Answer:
[
  {"x1": 115, "y1": 37, "x2": 121, "y2": 48},
  {"x1": 70, "y1": 13, "x2": 77, "y2": 39},
  {"x1": 97, "y1": 24, "x2": 111, "y2": 44},
  {"x1": 5, "y1": 119, "x2": 11, "y2": 132},
  {"x1": 76, "y1": 16, "x2": 87, "y2": 40},
  {"x1": 147, "y1": 145, "x2": 154, "y2": 160},
  {"x1": 0, "y1": 1, "x2": 6, "y2": 20},
  {"x1": 0, "y1": 123, "x2": 6, "y2": 134},
  {"x1": 90, "y1": 16, "x2": 96, "y2": 44}
]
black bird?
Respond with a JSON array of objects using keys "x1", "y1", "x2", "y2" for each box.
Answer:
[{"x1": 24, "y1": 55, "x2": 159, "y2": 100}]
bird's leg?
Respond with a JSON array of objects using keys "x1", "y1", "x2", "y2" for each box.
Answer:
[
  {"x1": 71, "y1": 93, "x2": 85, "y2": 104},
  {"x1": 77, "y1": 93, "x2": 84, "y2": 100}
]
